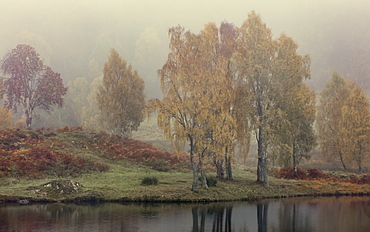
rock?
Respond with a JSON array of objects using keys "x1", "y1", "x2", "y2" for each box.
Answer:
[
  {"x1": 18, "y1": 199, "x2": 29, "y2": 204},
  {"x1": 41, "y1": 180, "x2": 83, "y2": 194}
]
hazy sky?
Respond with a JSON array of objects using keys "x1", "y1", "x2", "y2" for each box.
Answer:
[{"x1": 1, "y1": 0, "x2": 370, "y2": 96}]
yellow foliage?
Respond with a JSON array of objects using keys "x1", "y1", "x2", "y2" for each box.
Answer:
[
  {"x1": 341, "y1": 83, "x2": 370, "y2": 173},
  {"x1": 14, "y1": 117, "x2": 26, "y2": 129},
  {"x1": 0, "y1": 107, "x2": 12, "y2": 127},
  {"x1": 96, "y1": 50, "x2": 146, "y2": 137}
]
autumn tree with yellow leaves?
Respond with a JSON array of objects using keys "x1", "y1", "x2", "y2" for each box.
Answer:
[
  {"x1": 341, "y1": 83, "x2": 370, "y2": 173},
  {"x1": 157, "y1": 12, "x2": 315, "y2": 190},
  {"x1": 269, "y1": 35, "x2": 316, "y2": 172},
  {"x1": 317, "y1": 72, "x2": 370, "y2": 173},
  {"x1": 0, "y1": 107, "x2": 12, "y2": 127},
  {"x1": 97, "y1": 49, "x2": 145, "y2": 138},
  {"x1": 234, "y1": 12, "x2": 312, "y2": 186},
  {"x1": 157, "y1": 23, "x2": 244, "y2": 192},
  {"x1": 317, "y1": 72, "x2": 351, "y2": 169}
]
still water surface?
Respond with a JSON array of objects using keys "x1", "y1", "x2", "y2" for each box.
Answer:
[{"x1": 0, "y1": 196, "x2": 369, "y2": 232}]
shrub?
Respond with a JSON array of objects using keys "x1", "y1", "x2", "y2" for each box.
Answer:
[
  {"x1": 141, "y1": 177, "x2": 158, "y2": 186},
  {"x1": 56, "y1": 126, "x2": 83, "y2": 133},
  {"x1": 206, "y1": 176, "x2": 218, "y2": 187},
  {"x1": 199, "y1": 176, "x2": 218, "y2": 187},
  {"x1": 358, "y1": 174, "x2": 370, "y2": 184},
  {"x1": 275, "y1": 167, "x2": 306, "y2": 180},
  {"x1": 92, "y1": 133, "x2": 190, "y2": 170},
  {"x1": 146, "y1": 158, "x2": 170, "y2": 172},
  {"x1": 307, "y1": 168, "x2": 327, "y2": 179}
]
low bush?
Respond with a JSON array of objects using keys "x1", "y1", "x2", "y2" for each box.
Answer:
[
  {"x1": 141, "y1": 177, "x2": 158, "y2": 186},
  {"x1": 56, "y1": 126, "x2": 83, "y2": 133},
  {"x1": 206, "y1": 176, "x2": 218, "y2": 187},
  {"x1": 358, "y1": 174, "x2": 370, "y2": 184},
  {"x1": 0, "y1": 140, "x2": 109, "y2": 178},
  {"x1": 146, "y1": 158, "x2": 170, "y2": 172},
  {"x1": 349, "y1": 174, "x2": 370, "y2": 184},
  {"x1": 199, "y1": 176, "x2": 218, "y2": 187},
  {"x1": 275, "y1": 167, "x2": 306, "y2": 180},
  {"x1": 307, "y1": 168, "x2": 327, "y2": 179},
  {"x1": 92, "y1": 132, "x2": 190, "y2": 171}
]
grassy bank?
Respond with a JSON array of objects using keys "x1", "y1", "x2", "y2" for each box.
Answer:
[
  {"x1": 0, "y1": 128, "x2": 370, "y2": 203},
  {"x1": 1, "y1": 162, "x2": 370, "y2": 203}
]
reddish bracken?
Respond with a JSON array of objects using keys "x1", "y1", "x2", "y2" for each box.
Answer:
[
  {"x1": 275, "y1": 167, "x2": 307, "y2": 180},
  {"x1": 274, "y1": 166, "x2": 370, "y2": 185},
  {"x1": 92, "y1": 131, "x2": 190, "y2": 171},
  {"x1": 307, "y1": 168, "x2": 328, "y2": 179},
  {"x1": 0, "y1": 128, "x2": 108, "y2": 178}
]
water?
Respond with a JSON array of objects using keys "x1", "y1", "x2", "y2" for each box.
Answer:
[{"x1": 0, "y1": 196, "x2": 369, "y2": 232}]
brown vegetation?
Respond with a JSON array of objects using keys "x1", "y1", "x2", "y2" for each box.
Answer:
[
  {"x1": 0, "y1": 128, "x2": 108, "y2": 178},
  {"x1": 91, "y1": 131, "x2": 190, "y2": 171},
  {"x1": 274, "y1": 167, "x2": 370, "y2": 185},
  {"x1": 0, "y1": 128, "x2": 190, "y2": 179}
]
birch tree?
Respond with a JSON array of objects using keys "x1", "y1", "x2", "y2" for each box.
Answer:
[
  {"x1": 341, "y1": 83, "x2": 370, "y2": 173},
  {"x1": 157, "y1": 24, "x2": 238, "y2": 191},
  {"x1": 1, "y1": 44, "x2": 67, "y2": 127},
  {"x1": 96, "y1": 49, "x2": 145, "y2": 137},
  {"x1": 234, "y1": 12, "x2": 311, "y2": 186},
  {"x1": 270, "y1": 35, "x2": 314, "y2": 171},
  {"x1": 317, "y1": 72, "x2": 350, "y2": 169},
  {"x1": 234, "y1": 12, "x2": 276, "y2": 186}
]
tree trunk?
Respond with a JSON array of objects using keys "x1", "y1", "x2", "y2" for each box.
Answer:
[
  {"x1": 190, "y1": 152, "x2": 198, "y2": 192},
  {"x1": 262, "y1": 155, "x2": 269, "y2": 187},
  {"x1": 358, "y1": 159, "x2": 363, "y2": 174},
  {"x1": 199, "y1": 153, "x2": 208, "y2": 189},
  {"x1": 214, "y1": 158, "x2": 224, "y2": 179},
  {"x1": 225, "y1": 153, "x2": 233, "y2": 180},
  {"x1": 293, "y1": 143, "x2": 297, "y2": 177},
  {"x1": 257, "y1": 126, "x2": 268, "y2": 186},
  {"x1": 339, "y1": 152, "x2": 347, "y2": 170},
  {"x1": 25, "y1": 110, "x2": 32, "y2": 128},
  {"x1": 257, "y1": 130, "x2": 263, "y2": 183},
  {"x1": 189, "y1": 138, "x2": 198, "y2": 192}
]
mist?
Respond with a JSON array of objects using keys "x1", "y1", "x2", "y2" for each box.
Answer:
[{"x1": 1, "y1": 0, "x2": 370, "y2": 97}]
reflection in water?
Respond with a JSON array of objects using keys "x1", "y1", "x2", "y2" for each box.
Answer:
[
  {"x1": 0, "y1": 197, "x2": 370, "y2": 232},
  {"x1": 276, "y1": 201, "x2": 314, "y2": 232},
  {"x1": 192, "y1": 205, "x2": 232, "y2": 232},
  {"x1": 257, "y1": 203, "x2": 268, "y2": 232}
]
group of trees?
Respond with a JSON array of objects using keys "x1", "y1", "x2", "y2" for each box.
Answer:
[
  {"x1": 317, "y1": 72, "x2": 370, "y2": 173},
  {"x1": 154, "y1": 12, "x2": 369, "y2": 191},
  {"x1": 0, "y1": 12, "x2": 369, "y2": 192},
  {"x1": 154, "y1": 12, "x2": 316, "y2": 190},
  {"x1": 0, "y1": 45, "x2": 145, "y2": 140}
]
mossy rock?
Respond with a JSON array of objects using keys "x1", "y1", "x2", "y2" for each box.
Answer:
[{"x1": 30, "y1": 180, "x2": 83, "y2": 196}]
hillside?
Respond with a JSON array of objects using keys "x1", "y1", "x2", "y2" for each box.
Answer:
[{"x1": 0, "y1": 127, "x2": 370, "y2": 203}]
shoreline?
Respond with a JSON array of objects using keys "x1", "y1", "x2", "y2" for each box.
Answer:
[{"x1": 1, "y1": 179, "x2": 370, "y2": 205}]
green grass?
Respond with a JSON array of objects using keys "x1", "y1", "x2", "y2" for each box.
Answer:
[{"x1": 3, "y1": 160, "x2": 369, "y2": 203}]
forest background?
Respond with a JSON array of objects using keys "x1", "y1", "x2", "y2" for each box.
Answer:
[{"x1": 1, "y1": 0, "x2": 370, "y2": 171}]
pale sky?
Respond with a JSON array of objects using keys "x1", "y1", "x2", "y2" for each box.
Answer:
[{"x1": 1, "y1": 0, "x2": 369, "y2": 95}]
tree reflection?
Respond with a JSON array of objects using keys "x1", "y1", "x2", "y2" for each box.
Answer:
[
  {"x1": 191, "y1": 205, "x2": 232, "y2": 232},
  {"x1": 276, "y1": 200, "x2": 314, "y2": 232},
  {"x1": 257, "y1": 202, "x2": 268, "y2": 232},
  {"x1": 1, "y1": 197, "x2": 370, "y2": 231}
]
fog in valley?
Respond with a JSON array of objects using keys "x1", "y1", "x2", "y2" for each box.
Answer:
[{"x1": 1, "y1": 0, "x2": 370, "y2": 127}]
